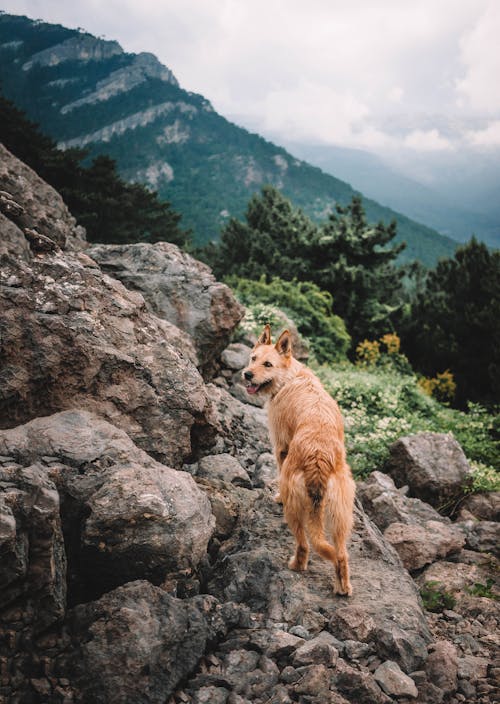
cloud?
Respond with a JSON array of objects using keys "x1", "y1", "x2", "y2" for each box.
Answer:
[
  {"x1": 403, "y1": 129, "x2": 454, "y2": 152},
  {"x1": 466, "y1": 120, "x2": 500, "y2": 148},
  {"x1": 456, "y1": 1, "x2": 500, "y2": 113}
]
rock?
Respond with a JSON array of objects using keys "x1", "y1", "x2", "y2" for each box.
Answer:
[
  {"x1": 0, "y1": 411, "x2": 215, "y2": 600},
  {"x1": 291, "y1": 633, "x2": 339, "y2": 667},
  {"x1": 457, "y1": 654, "x2": 489, "y2": 682},
  {"x1": 292, "y1": 664, "x2": 330, "y2": 698},
  {"x1": 253, "y1": 452, "x2": 278, "y2": 491},
  {"x1": 62, "y1": 582, "x2": 228, "y2": 704},
  {"x1": 417, "y1": 559, "x2": 496, "y2": 597},
  {"x1": 198, "y1": 454, "x2": 251, "y2": 488},
  {"x1": 375, "y1": 622, "x2": 429, "y2": 674},
  {"x1": 333, "y1": 659, "x2": 391, "y2": 704},
  {"x1": 458, "y1": 491, "x2": 500, "y2": 521},
  {"x1": 373, "y1": 660, "x2": 418, "y2": 698},
  {"x1": 221, "y1": 343, "x2": 252, "y2": 371},
  {"x1": 357, "y1": 470, "x2": 450, "y2": 531},
  {"x1": 385, "y1": 433, "x2": 472, "y2": 508},
  {"x1": 89, "y1": 242, "x2": 244, "y2": 376},
  {"x1": 0, "y1": 143, "x2": 85, "y2": 251},
  {"x1": 459, "y1": 519, "x2": 500, "y2": 556},
  {"x1": 425, "y1": 640, "x2": 458, "y2": 694},
  {"x1": 0, "y1": 241, "x2": 212, "y2": 467},
  {"x1": 383, "y1": 521, "x2": 465, "y2": 571},
  {"x1": 0, "y1": 463, "x2": 66, "y2": 633}
]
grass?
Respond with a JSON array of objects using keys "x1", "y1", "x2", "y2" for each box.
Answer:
[{"x1": 420, "y1": 581, "x2": 457, "y2": 612}]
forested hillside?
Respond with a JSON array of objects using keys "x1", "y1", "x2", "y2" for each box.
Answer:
[{"x1": 0, "y1": 12, "x2": 459, "y2": 264}]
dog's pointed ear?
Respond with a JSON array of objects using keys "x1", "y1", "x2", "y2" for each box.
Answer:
[
  {"x1": 275, "y1": 329, "x2": 292, "y2": 358},
  {"x1": 255, "y1": 324, "x2": 272, "y2": 346}
]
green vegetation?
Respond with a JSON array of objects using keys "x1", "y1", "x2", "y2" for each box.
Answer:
[
  {"x1": 466, "y1": 579, "x2": 499, "y2": 600},
  {"x1": 208, "y1": 186, "x2": 405, "y2": 347},
  {"x1": 400, "y1": 237, "x2": 500, "y2": 406},
  {"x1": 227, "y1": 276, "x2": 350, "y2": 363},
  {"x1": 420, "y1": 581, "x2": 456, "y2": 612},
  {"x1": 0, "y1": 93, "x2": 188, "y2": 246}
]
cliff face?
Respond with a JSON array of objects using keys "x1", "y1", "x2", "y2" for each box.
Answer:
[
  {"x1": 0, "y1": 146, "x2": 498, "y2": 704},
  {"x1": 0, "y1": 13, "x2": 459, "y2": 263}
]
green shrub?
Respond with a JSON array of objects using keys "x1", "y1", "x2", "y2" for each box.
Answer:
[
  {"x1": 227, "y1": 275, "x2": 350, "y2": 363},
  {"x1": 420, "y1": 581, "x2": 456, "y2": 612}
]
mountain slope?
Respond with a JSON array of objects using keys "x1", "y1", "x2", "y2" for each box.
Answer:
[
  {"x1": 281, "y1": 141, "x2": 500, "y2": 249},
  {"x1": 0, "y1": 12, "x2": 459, "y2": 264}
]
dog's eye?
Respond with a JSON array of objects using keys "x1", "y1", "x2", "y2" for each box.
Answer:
[
  {"x1": 263, "y1": 361, "x2": 273, "y2": 368},
  {"x1": 251, "y1": 355, "x2": 257, "y2": 362}
]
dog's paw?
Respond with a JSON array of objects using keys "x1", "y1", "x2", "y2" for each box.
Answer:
[
  {"x1": 288, "y1": 555, "x2": 307, "y2": 571},
  {"x1": 333, "y1": 579, "x2": 353, "y2": 596}
]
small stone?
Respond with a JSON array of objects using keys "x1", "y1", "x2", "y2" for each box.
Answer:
[
  {"x1": 292, "y1": 635, "x2": 339, "y2": 667},
  {"x1": 426, "y1": 640, "x2": 458, "y2": 694},
  {"x1": 289, "y1": 625, "x2": 310, "y2": 639},
  {"x1": 373, "y1": 660, "x2": 418, "y2": 698}
]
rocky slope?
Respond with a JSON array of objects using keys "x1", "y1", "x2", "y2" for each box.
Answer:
[
  {"x1": 0, "y1": 12, "x2": 459, "y2": 264},
  {"x1": 0, "y1": 145, "x2": 498, "y2": 703}
]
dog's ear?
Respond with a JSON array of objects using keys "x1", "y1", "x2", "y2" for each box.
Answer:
[
  {"x1": 275, "y1": 330, "x2": 292, "y2": 358},
  {"x1": 255, "y1": 324, "x2": 272, "y2": 346}
]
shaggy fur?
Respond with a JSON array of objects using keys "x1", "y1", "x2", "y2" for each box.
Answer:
[{"x1": 243, "y1": 325, "x2": 355, "y2": 595}]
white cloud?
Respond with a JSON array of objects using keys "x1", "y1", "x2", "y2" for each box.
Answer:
[
  {"x1": 403, "y1": 129, "x2": 454, "y2": 152},
  {"x1": 456, "y1": 1, "x2": 500, "y2": 113},
  {"x1": 466, "y1": 120, "x2": 500, "y2": 147}
]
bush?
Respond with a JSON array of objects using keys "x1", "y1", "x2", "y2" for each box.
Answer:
[
  {"x1": 420, "y1": 581, "x2": 456, "y2": 612},
  {"x1": 227, "y1": 275, "x2": 350, "y2": 363}
]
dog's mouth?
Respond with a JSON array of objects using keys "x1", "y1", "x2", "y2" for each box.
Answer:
[{"x1": 245, "y1": 379, "x2": 272, "y2": 395}]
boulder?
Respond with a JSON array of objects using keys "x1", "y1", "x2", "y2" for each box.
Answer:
[
  {"x1": 425, "y1": 640, "x2": 458, "y2": 694},
  {"x1": 197, "y1": 453, "x2": 251, "y2": 488},
  {"x1": 0, "y1": 143, "x2": 85, "y2": 251},
  {"x1": 383, "y1": 520, "x2": 465, "y2": 571},
  {"x1": 458, "y1": 491, "x2": 500, "y2": 521},
  {"x1": 89, "y1": 242, "x2": 244, "y2": 376},
  {"x1": 385, "y1": 432, "x2": 472, "y2": 508},
  {"x1": 61, "y1": 582, "x2": 229, "y2": 704},
  {"x1": 357, "y1": 470, "x2": 450, "y2": 531},
  {"x1": 0, "y1": 411, "x2": 215, "y2": 601},
  {"x1": 0, "y1": 242, "x2": 211, "y2": 467},
  {"x1": 373, "y1": 660, "x2": 418, "y2": 698}
]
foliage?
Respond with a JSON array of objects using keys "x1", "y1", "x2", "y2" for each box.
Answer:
[
  {"x1": 400, "y1": 237, "x2": 500, "y2": 405},
  {"x1": 468, "y1": 461, "x2": 500, "y2": 494},
  {"x1": 356, "y1": 340, "x2": 381, "y2": 366},
  {"x1": 466, "y1": 579, "x2": 499, "y2": 600},
  {"x1": 313, "y1": 360, "x2": 499, "y2": 477},
  {"x1": 227, "y1": 275, "x2": 350, "y2": 363},
  {"x1": 420, "y1": 581, "x2": 456, "y2": 613},
  {"x1": 209, "y1": 187, "x2": 406, "y2": 347},
  {"x1": 0, "y1": 93, "x2": 189, "y2": 246},
  {"x1": 418, "y1": 370, "x2": 457, "y2": 404}
]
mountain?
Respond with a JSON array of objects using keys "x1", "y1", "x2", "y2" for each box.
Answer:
[
  {"x1": 0, "y1": 12, "x2": 460, "y2": 264},
  {"x1": 280, "y1": 141, "x2": 500, "y2": 249}
]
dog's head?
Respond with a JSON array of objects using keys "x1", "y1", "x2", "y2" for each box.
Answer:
[{"x1": 242, "y1": 324, "x2": 293, "y2": 397}]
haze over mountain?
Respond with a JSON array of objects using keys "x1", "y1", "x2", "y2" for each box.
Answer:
[{"x1": 0, "y1": 12, "x2": 463, "y2": 264}]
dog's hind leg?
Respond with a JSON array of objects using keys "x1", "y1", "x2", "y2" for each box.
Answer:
[
  {"x1": 326, "y1": 470, "x2": 355, "y2": 596},
  {"x1": 280, "y1": 472, "x2": 309, "y2": 571}
]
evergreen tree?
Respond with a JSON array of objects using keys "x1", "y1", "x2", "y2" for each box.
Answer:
[
  {"x1": 0, "y1": 93, "x2": 188, "y2": 246},
  {"x1": 401, "y1": 237, "x2": 500, "y2": 404},
  {"x1": 310, "y1": 197, "x2": 406, "y2": 343}
]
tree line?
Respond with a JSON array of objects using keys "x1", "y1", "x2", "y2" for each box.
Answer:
[{"x1": 202, "y1": 186, "x2": 499, "y2": 407}]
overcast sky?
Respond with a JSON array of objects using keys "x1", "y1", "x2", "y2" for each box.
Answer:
[{"x1": 3, "y1": 0, "x2": 500, "y2": 155}]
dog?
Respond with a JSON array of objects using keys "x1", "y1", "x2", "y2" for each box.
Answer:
[{"x1": 243, "y1": 324, "x2": 355, "y2": 595}]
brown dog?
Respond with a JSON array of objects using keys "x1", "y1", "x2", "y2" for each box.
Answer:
[{"x1": 243, "y1": 325, "x2": 355, "y2": 595}]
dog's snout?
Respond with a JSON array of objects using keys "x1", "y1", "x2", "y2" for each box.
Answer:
[{"x1": 244, "y1": 370, "x2": 254, "y2": 381}]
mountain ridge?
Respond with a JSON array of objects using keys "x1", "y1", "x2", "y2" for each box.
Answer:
[{"x1": 0, "y1": 12, "x2": 460, "y2": 264}]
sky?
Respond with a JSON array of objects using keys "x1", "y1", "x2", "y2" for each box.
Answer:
[{"x1": 2, "y1": 0, "x2": 500, "y2": 157}]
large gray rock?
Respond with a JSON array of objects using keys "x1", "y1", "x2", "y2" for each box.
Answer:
[
  {"x1": 383, "y1": 520, "x2": 465, "y2": 571},
  {"x1": 385, "y1": 433, "x2": 472, "y2": 508},
  {"x1": 0, "y1": 142, "x2": 85, "y2": 251},
  {"x1": 0, "y1": 411, "x2": 215, "y2": 599},
  {"x1": 89, "y1": 242, "x2": 244, "y2": 375},
  {"x1": 0, "y1": 242, "x2": 211, "y2": 467},
  {"x1": 62, "y1": 581, "x2": 230, "y2": 704},
  {"x1": 373, "y1": 660, "x2": 418, "y2": 698}
]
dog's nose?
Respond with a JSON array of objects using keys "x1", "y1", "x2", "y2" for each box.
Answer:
[{"x1": 244, "y1": 370, "x2": 254, "y2": 380}]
